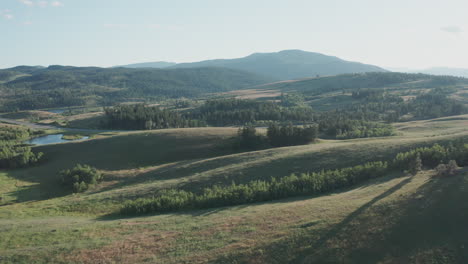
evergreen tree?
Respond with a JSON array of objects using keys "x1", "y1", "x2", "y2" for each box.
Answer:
[{"x1": 409, "y1": 153, "x2": 422, "y2": 175}]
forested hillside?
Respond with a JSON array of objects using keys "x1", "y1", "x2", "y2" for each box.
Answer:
[
  {"x1": 0, "y1": 66, "x2": 271, "y2": 112},
  {"x1": 259, "y1": 72, "x2": 468, "y2": 95}
]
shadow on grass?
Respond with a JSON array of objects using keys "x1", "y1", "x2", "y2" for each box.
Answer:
[
  {"x1": 2, "y1": 165, "x2": 70, "y2": 204},
  {"x1": 213, "y1": 170, "x2": 468, "y2": 264},
  {"x1": 344, "y1": 170, "x2": 468, "y2": 264},
  {"x1": 95, "y1": 204, "x2": 251, "y2": 222},
  {"x1": 94, "y1": 173, "x2": 405, "y2": 222}
]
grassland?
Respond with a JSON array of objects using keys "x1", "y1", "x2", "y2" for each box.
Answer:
[{"x1": 1, "y1": 115, "x2": 468, "y2": 263}]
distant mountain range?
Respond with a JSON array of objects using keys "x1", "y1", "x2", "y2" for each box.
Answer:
[
  {"x1": 413, "y1": 67, "x2": 468, "y2": 78},
  {"x1": 116, "y1": 50, "x2": 387, "y2": 81},
  {"x1": 388, "y1": 67, "x2": 468, "y2": 78}
]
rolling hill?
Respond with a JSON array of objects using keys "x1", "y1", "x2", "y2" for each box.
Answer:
[
  {"x1": 0, "y1": 66, "x2": 272, "y2": 111},
  {"x1": 254, "y1": 72, "x2": 468, "y2": 95},
  {"x1": 1, "y1": 115, "x2": 468, "y2": 263},
  {"x1": 120, "y1": 50, "x2": 388, "y2": 81}
]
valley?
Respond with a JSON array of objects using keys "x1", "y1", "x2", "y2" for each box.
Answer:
[{"x1": 2, "y1": 52, "x2": 468, "y2": 264}]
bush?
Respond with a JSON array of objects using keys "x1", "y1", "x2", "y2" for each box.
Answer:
[
  {"x1": 435, "y1": 160, "x2": 458, "y2": 177},
  {"x1": 60, "y1": 164, "x2": 102, "y2": 193}
]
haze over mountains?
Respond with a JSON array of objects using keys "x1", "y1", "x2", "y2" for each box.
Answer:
[
  {"x1": 387, "y1": 67, "x2": 468, "y2": 78},
  {"x1": 118, "y1": 50, "x2": 388, "y2": 81},
  {"x1": 114, "y1": 61, "x2": 177, "y2": 69},
  {"x1": 412, "y1": 67, "x2": 468, "y2": 78}
]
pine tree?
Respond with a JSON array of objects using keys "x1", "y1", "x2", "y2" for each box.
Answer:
[{"x1": 409, "y1": 153, "x2": 422, "y2": 176}]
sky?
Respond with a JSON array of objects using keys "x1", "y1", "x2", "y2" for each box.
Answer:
[{"x1": 1, "y1": 0, "x2": 468, "y2": 69}]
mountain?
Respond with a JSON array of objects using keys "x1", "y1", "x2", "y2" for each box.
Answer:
[
  {"x1": 115, "y1": 61, "x2": 176, "y2": 69},
  {"x1": 168, "y1": 50, "x2": 386, "y2": 80},
  {"x1": 116, "y1": 50, "x2": 387, "y2": 81},
  {"x1": 0, "y1": 66, "x2": 272, "y2": 111}
]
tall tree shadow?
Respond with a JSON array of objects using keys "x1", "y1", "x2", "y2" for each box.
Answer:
[
  {"x1": 342, "y1": 170, "x2": 468, "y2": 264},
  {"x1": 214, "y1": 170, "x2": 468, "y2": 264},
  {"x1": 211, "y1": 174, "x2": 413, "y2": 264}
]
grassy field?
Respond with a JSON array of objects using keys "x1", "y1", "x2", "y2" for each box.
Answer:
[
  {"x1": 2, "y1": 171, "x2": 467, "y2": 263},
  {"x1": 1, "y1": 115, "x2": 468, "y2": 263}
]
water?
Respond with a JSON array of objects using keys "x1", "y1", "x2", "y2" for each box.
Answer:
[{"x1": 25, "y1": 134, "x2": 89, "y2": 145}]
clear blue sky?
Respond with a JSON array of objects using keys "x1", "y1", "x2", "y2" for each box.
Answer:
[{"x1": 1, "y1": 0, "x2": 467, "y2": 69}]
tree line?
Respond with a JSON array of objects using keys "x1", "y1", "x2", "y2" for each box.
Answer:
[
  {"x1": 119, "y1": 138, "x2": 468, "y2": 215},
  {"x1": 103, "y1": 104, "x2": 206, "y2": 130},
  {"x1": 191, "y1": 98, "x2": 314, "y2": 126},
  {"x1": 235, "y1": 124, "x2": 319, "y2": 149}
]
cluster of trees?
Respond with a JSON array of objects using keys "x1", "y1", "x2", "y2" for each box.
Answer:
[
  {"x1": 192, "y1": 99, "x2": 314, "y2": 126},
  {"x1": 266, "y1": 123, "x2": 318, "y2": 147},
  {"x1": 392, "y1": 141, "x2": 468, "y2": 170},
  {"x1": 103, "y1": 104, "x2": 206, "y2": 130},
  {"x1": 314, "y1": 90, "x2": 464, "y2": 138},
  {"x1": 120, "y1": 161, "x2": 388, "y2": 215},
  {"x1": 0, "y1": 126, "x2": 44, "y2": 169},
  {"x1": 235, "y1": 124, "x2": 319, "y2": 149},
  {"x1": 340, "y1": 90, "x2": 465, "y2": 122},
  {"x1": 0, "y1": 126, "x2": 31, "y2": 141},
  {"x1": 192, "y1": 92, "x2": 464, "y2": 140},
  {"x1": 121, "y1": 139, "x2": 468, "y2": 215},
  {"x1": 317, "y1": 115, "x2": 395, "y2": 139},
  {"x1": 235, "y1": 126, "x2": 268, "y2": 150},
  {"x1": 0, "y1": 143, "x2": 43, "y2": 169},
  {"x1": 60, "y1": 164, "x2": 102, "y2": 193}
]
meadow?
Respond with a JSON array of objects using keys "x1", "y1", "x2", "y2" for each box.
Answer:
[{"x1": 1, "y1": 114, "x2": 468, "y2": 263}]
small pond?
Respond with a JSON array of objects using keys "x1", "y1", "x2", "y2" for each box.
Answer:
[{"x1": 25, "y1": 134, "x2": 89, "y2": 146}]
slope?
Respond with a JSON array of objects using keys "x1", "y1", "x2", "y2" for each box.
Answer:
[
  {"x1": 1, "y1": 169, "x2": 467, "y2": 263},
  {"x1": 0, "y1": 66, "x2": 272, "y2": 111}
]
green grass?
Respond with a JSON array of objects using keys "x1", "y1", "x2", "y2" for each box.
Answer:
[
  {"x1": 2, "y1": 171, "x2": 467, "y2": 263},
  {"x1": 1, "y1": 115, "x2": 468, "y2": 263},
  {"x1": 61, "y1": 134, "x2": 86, "y2": 140}
]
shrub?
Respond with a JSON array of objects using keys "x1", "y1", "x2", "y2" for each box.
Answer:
[
  {"x1": 436, "y1": 160, "x2": 459, "y2": 177},
  {"x1": 447, "y1": 160, "x2": 459, "y2": 174},
  {"x1": 60, "y1": 164, "x2": 102, "y2": 193}
]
